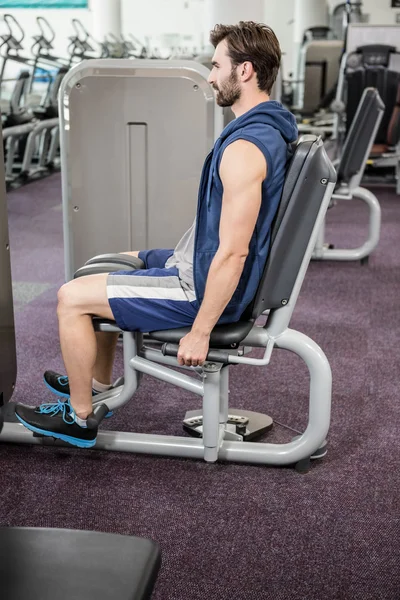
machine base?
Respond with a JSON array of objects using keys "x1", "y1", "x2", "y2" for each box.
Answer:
[{"x1": 183, "y1": 408, "x2": 273, "y2": 442}]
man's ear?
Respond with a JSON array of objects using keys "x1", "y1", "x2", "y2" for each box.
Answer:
[{"x1": 241, "y1": 61, "x2": 254, "y2": 82}]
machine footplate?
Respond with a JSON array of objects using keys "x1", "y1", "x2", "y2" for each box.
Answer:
[{"x1": 183, "y1": 408, "x2": 273, "y2": 442}]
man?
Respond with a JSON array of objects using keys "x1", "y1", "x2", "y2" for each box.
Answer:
[{"x1": 15, "y1": 22, "x2": 298, "y2": 448}]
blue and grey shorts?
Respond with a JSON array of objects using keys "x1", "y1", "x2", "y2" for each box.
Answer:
[{"x1": 107, "y1": 249, "x2": 198, "y2": 332}]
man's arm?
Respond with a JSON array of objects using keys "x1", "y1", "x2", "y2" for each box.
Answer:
[{"x1": 177, "y1": 139, "x2": 267, "y2": 367}]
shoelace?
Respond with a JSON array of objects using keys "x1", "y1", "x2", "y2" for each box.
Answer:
[
  {"x1": 36, "y1": 399, "x2": 75, "y2": 425},
  {"x1": 57, "y1": 375, "x2": 99, "y2": 395}
]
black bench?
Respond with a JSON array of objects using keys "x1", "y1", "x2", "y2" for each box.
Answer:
[{"x1": 0, "y1": 527, "x2": 161, "y2": 600}]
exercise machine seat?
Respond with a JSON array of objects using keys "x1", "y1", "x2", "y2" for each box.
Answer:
[
  {"x1": 0, "y1": 527, "x2": 161, "y2": 600},
  {"x1": 148, "y1": 319, "x2": 255, "y2": 349}
]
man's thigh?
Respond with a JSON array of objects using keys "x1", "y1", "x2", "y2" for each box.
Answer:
[
  {"x1": 120, "y1": 251, "x2": 139, "y2": 257},
  {"x1": 107, "y1": 267, "x2": 197, "y2": 332},
  {"x1": 62, "y1": 274, "x2": 114, "y2": 320}
]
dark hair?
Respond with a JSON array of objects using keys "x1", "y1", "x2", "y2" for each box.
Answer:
[{"x1": 209, "y1": 21, "x2": 281, "y2": 95}]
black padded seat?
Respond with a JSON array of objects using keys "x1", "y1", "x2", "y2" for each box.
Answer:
[
  {"x1": 0, "y1": 527, "x2": 161, "y2": 600},
  {"x1": 148, "y1": 319, "x2": 254, "y2": 348},
  {"x1": 93, "y1": 317, "x2": 254, "y2": 349}
]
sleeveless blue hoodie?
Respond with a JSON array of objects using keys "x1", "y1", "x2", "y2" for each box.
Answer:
[{"x1": 192, "y1": 100, "x2": 298, "y2": 323}]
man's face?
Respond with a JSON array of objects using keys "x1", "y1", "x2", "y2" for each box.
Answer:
[{"x1": 208, "y1": 40, "x2": 242, "y2": 107}]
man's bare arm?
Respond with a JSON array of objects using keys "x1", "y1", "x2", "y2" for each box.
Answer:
[
  {"x1": 192, "y1": 139, "x2": 267, "y2": 336},
  {"x1": 177, "y1": 139, "x2": 267, "y2": 366}
]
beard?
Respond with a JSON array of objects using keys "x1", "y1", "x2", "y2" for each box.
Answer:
[{"x1": 213, "y1": 67, "x2": 242, "y2": 107}]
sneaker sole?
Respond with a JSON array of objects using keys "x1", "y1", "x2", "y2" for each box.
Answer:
[
  {"x1": 15, "y1": 413, "x2": 97, "y2": 449},
  {"x1": 43, "y1": 376, "x2": 114, "y2": 419}
]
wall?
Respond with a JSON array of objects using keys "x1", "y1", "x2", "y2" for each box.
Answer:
[
  {"x1": 263, "y1": 0, "x2": 295, "y2": 78},
  {"x1": 0, "y1": 0, "x2": 399, "y2": 81},
  {"x1": 120, "y1": 0, "x2": 205, "y2": 54}
]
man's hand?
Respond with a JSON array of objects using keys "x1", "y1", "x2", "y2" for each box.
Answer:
[{"x1": 177, "y1": 330, "x2": 210, "y2": 367}]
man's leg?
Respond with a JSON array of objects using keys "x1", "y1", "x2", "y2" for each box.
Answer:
[
  {"x1": 15, "y1": 273, "x2": 115, "y2": 447},
  {"x1": 57, "y1": 273, "x2": 114, "y2": 419},
  {"x1": 92, "y1": 331, "x2": 119, "y2": 385},
  {"x1": 44, "y1": 250, "x2": 142, "y2": 396},
  {"x1": 92, "y1": 250, "x2": 140, "y2": 385}
]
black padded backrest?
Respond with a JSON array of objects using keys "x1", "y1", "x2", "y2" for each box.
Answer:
[
  {"x1": 359, "y1": 45, "x2": 396, "y2": 68},
  {"x1": 248, "y1": 137, "x2": 336, "y2": 318},
  {"x1": 346, "y1": 45, "x2": 400, "y2": 143},
  {"x1": 337, "y1": 87, "x2": 385, "y2": 184},
  {"x1": 49, "y1": 66, "x2": 69, "y2": 109}
]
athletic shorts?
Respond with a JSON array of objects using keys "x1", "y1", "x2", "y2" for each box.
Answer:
[{"x1": 106, "y1": 248, "x2": 198, "y2": 332}]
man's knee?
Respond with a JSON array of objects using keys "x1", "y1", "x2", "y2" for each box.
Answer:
[
  {"x1": 57, "y1": 274, "x2": 111, "y2": 319},
  {"x1": 57, "y1": 281, "x2": 80, "y2": 312}
]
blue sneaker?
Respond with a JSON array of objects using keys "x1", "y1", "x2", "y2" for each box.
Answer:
[
  {"x1": 44, "y1": 370, "x2": 99, "y2": 398},
  {"x1": 15, "y1": 399, "x2": 97, "y2": 449},
  {"x1": 43, "y1": 371, "x2": 113, "y2": 418}
]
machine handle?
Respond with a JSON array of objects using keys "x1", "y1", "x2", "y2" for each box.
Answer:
[
  {"x1": 4, "y1": 14, "x2": 25, "y2": 45},
  {"x1": 161, "y1": 343, "x2": 230, "y2": 365},
  {"x1": 37, "y1": 16, "x2": 55, "y2": 45},
  {"x1": 72, "y1": 18, "x2": 89, "y2": 42}
]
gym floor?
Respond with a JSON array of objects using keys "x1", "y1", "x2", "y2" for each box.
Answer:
[{"x1": 2, "y1": 174, "x2": 400, "y2": 600}]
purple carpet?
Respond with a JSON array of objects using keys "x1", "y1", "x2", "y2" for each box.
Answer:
[{"x1": 2, "y1": 174, "x2": 400, "y2": 600}]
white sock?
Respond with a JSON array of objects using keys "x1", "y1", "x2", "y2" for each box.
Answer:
[
  {"x1": 74, "y1": 414, "x2": 88, "y2": 428},
  {"x1": 92, "y1": 378, "x2": 112, "y2": 393}
]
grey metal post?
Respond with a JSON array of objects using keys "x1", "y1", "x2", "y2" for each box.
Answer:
[
  {"x1": 48, "y1": 126, "x2": 60, "y2": 165},
  {"x1": 219, "y1": 366, "x2": 229, "y2": 425},
  {"x1": 313, "y1": 217, "x2": 326, "y2": 259},
  {"x1": 6, "y1": 137, "x2": 18, "y2": 179},
  {"x1": 202, "y1": 363, "x2": 222, "y2": 462}
]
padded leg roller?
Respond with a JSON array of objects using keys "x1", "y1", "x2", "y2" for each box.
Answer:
[
  {"x1": 74, "y1": 254, "x2": 145, "y2": 278},
  {"x1": 183, "y1": 409, "x2": 273, "y2": 442}
]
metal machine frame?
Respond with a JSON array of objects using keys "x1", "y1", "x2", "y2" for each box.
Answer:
[{"x1": 313, "y1": 88, "x2": 384, "y2": 262}]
